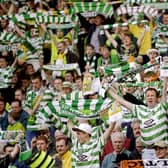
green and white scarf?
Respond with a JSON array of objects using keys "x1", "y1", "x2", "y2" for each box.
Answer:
[
  {"x1": 116, "y1": 5, "x2": 158, "y2": 17},
  {"x1": 70, "y1": 2, "x2": 114, "y2": 17}
]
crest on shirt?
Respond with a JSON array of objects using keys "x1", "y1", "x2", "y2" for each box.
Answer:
[
  {"x1": 144, "y1": 119, "x2": 156, "y2": 128},
  {"x1": 77, "y1": 154, "x2": 88, "y2": 162}
]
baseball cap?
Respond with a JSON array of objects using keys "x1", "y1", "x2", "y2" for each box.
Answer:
[
  {"x1": 62, "y1": 81, "x2": 72, "y2": 89},
  {"x1": 154, "y1": 141, "x2": 167, "y2": 148},
  {"x1": 72, "y1": 123, "x2": 92, "y2": 135},
  {"x1": 147, "y1": 48, "x2": 159, "y2": 56}
]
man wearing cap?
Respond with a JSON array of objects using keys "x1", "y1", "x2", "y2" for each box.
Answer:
[
  {"x1": 154, "y1": 141, "x2": 168, "y2": 159},
  {"x1": 56, "y1": 81, "x2": 73, "y2": 101},
  {"x1": 144, "y1": 48, "x2": 160, "y2": 75},
  {"x1": 62, "y1": 81, "x2": 73, "y2": 94},
  {"x1": 53, "y1": 115, "x2": 115, "y2": 168}
]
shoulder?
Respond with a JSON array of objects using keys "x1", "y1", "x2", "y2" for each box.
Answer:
[
  {"x1": 133, "y1": 104, "x2": 147, "y2": 110},
  {"x1": 21, "y1": 110, "x2": 29, "y2": 116},
  {"x1": 103, "y1": 152, "x2": 115, "y2": 161},
  {"x1": 123, "y1": 149, "x2": 131, "y2": 156},
  {"x1": 26, "y1": 90, "x2": 34, "y2": 95}
]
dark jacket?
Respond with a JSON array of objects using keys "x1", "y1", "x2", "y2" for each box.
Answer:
[
  {"x1": 19, "y1": 109, "x2": 29, "y2": 129},
  {"x1": 0, "y1": 111, "x2": 8, "y2": 130},
  {"x1": 78, "y1": 14, "x2": 107, "y2": 46},
  {"x1": 66, "y1": 49, "x2": 79, "y2": 64},
  {"x1": 129, "y1": 149, "x2": 142, "y2": 160}
]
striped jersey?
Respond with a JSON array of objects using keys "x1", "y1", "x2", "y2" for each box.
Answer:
[
  {"x1": 0, "y1": 66, "x2": 15, "y2": 88},
  {"x1": 26, "y1": 37, "x2": 43, "y2": 62},
  {"x1": 71, "y1": 126, "x2": 105, "y2": 168},
  {"x1": 54, "y1": 117, "x2": 105, "y2": 168},
  {"x1": 41, "y1": 88, "x2": 60, "y2": 106},
  {"x1": 132, "y1": 103, "x2": 168, "y2": 146},
  {"x1": 25, "y1": 88, "x2": 45, "y2": 110}
]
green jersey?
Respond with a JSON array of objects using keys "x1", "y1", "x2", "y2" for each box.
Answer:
[{"x1": 133, "y1": 103, "x2": 168, "y2": 146}]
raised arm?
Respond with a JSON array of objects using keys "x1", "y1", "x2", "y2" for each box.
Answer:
[
  {"x1": 78, "y1": 13, "x2": 92, "y2": 30},
  {"x1": 161, "y1": 77, "x2": 168, "y2": 103},
  {"x1": 0, "y1": 3, "x2": 8, "y2": 13},
  {"x1": 161, "y1": 57, "x2": 168, "y2": 103},
  {"x1": 7, "y1": 3, "x2": 15, "y2": 15},
  {"x1": 103, "y1": 121, "x2": 116, "y2": 144},
  {"x1": 14, "y1": 25, "x2": 26, "y2": 38},
  {"x1": 108, "y1": 86, "x2": 133, "y2": 111},
  {"x1": 137, "y1": 28, "x2": 146, "y2": 47},
  {"x1": 105, "y1": 30, "x2": 118, "y2": 48},
  {"x1": 48, "y1": 31, "x2": 58, "y2": 48}
]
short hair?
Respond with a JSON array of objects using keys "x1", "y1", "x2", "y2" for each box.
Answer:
[
  {"x1": 31, "y1": 72, "x2": 42, "y2": 81},
  {"x1": 145, "y1": 87, "x2": 160, "y2": 98},
  {"x1": 11, "y1": 99, "x2": 22, "y2": 107},
  {"x1": 123, "y1": 31, "x2": 134, "y2": 40},
  {"x1": 65, "y1": 70, "x2": 74, "y2": 76},
  {"x1": 55, "y1": 136, "x2": 68, "y2": 146},
  {"x1": 96, "y1": 14, "x2": 105, "y2": 22},
  {"x1": 0, "y1": 56, "x2": 8, "y2": 62},
  {"x1": 99, "y1": 45, "x2": 111, "y2": 52},
  {"x1": 36, "y1": 135, "x2": 49, "y2": 144},
  {"x1": 54, "y1": 76, "x2": 63, "y2": 81},
  {"x1": 111, "y1": 132, "x2": 125, "y2": 144},
  {"x1": 143, "y1": 71, "x2": 159, "y2": 80},
  {"x1": 135, "y1": 136, "x2": 142, "y2": 144},
  {"x1": 0, "y1": 96, "x2": 6, "y2": 104},
  {"x1": 15, "y1": 88, "x2": 26, "y2": 95},
  {"x1": 131, "y1": 119, "x2": 141, "y2": 128},
  {"x1": 86, "y1": 44, "x2": 95, "y2": 50},
  {"x1": 163, "y1": 10, "x2": 168, "y2": 15},
  {"x1": 75, "y1": 76, "x2": 83, "y2": 81},
  {"x1": 3, "y1": 143, "x2": 15, "y2": 153}
]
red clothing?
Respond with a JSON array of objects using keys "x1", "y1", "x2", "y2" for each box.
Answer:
[{"x1": 101, "y1": 138, "x2": 131, "y2": 161}]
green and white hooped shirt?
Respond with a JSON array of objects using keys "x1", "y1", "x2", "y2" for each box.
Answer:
[{"x1": 132, "y1": 103, "x2": 168, "y2": 146}]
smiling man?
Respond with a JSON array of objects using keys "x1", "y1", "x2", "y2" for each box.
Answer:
[
  {"x1": 53, "y1": 117, "x2": 115, "y2": 168},
  {"x1": 55, "y1": 136, "x2": 72, "y2": 168},
  {"x1": 108, "y1": 75, "x2": 168, "y2": 147}
]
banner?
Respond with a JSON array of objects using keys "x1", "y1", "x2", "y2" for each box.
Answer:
[
  {"x1": 125, "y1": 0, "x2": 168, "y2": 4},
  {"x1": 121, "y1": 159, "x2": 168, "y2": 168}
]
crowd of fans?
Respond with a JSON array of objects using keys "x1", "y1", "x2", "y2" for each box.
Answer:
[{"x1": 0, "y1": 0, "x2": 168, "y2": 167}]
